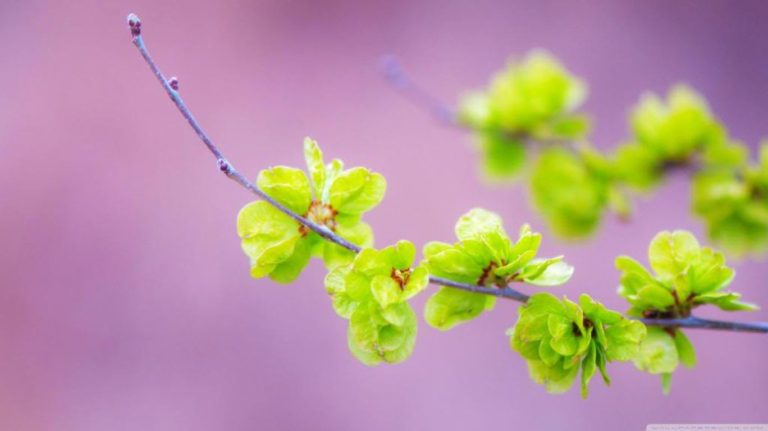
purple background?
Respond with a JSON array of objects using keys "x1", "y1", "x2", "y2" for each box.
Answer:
[{"x1": 1, "y1": 0, "x2": 767, "y2": 429}]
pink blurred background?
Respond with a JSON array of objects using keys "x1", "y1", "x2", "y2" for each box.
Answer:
[{"x1": 1, "y1": 0, "x2": 767, "y2": 429}]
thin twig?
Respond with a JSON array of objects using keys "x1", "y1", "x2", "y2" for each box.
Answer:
[
  {"x1": 127, "y1": 14, "x2": 767, "y2": 334},
  {"x1": 641, "y1": 316, "x2": 768, "y2": 333},
  {"x1": 379, "y1": 55, "x2": 459, "y2": 127},
  {"x1": 379, "y1": 55, "x2": 576, "y2": 147}
]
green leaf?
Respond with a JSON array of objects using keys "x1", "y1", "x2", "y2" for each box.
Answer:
[
  {"x1": 648, "y1": 230, "x2": 700, "y2": 281},
  {"x1": 320, "y1": 241, "x2": 356, "y2": 270},
  {"x1": 385, "y1": 240, "x2": 416, "y2": 270},
  {"x1": 538, "y1": 336, "x2": 560, "y2": 366},
  {"x1": 509, "y1": 224, "x2": 542, "y2": 260},
  {"x1": 633, "y1": 327, "x2": 679, "y2": 375},
  {"x1": 688, "y1": 247, "x2": 734, "y2": 295},
  {"x1": 661, "y1": 373, "x2": 673, "y2": 395},
  {"x1": 522, "y1": 258, "x2": 574, "y2": 286},
  {"x1": 403, "y1": 265, "x2": 430, "y2": 300},
  {"x1": 370, "y1": 275, "x2": 401, "y2": 308},
  {"x1": 530, "y1": 148, "x2": 608, "y2": 238},
  {"x1": 580, "y1": 343, "x2": 597, "y2": 399},
  {"x1": 321, "y1": 158, "x2": 345, "y2": 202},
  {"x1": 424, "y1": 288, "x2": 496, "y2": 330},
  {"x1": 636, "y1": 285, "x2": 676, "y2": 309},
  {"x1": 329, "y1": 167, "x2": 386, "y2": 216},
  {"x1": 269, "y1": 238, "x2": 312, "y2": 283},
  {"x1": 303, "y1": 137, "x2": 326, "y2": 196},
  {"x1": 527, "y1": 359, "x2": 580, "y2": 394},
  {"x1": 604, "y1": 320, "x2": 646, "y2": 361},
  {"x1": 349, "y1": 303, "x2": 418, "y2": 365},
  {"x1": 476, "y1": 133, "x2": 526, "y2": 180},
  {"x1": 423, "y1": 241, "x2": 452, "y2": 258},
  {"x1": 548, "y1": 114, "x2": 591, "y2": 141},
  {"x1": 546, "y1": 314, "x2": 571, "y2": 339},
  {"x1": 325, "y1": 265, "x2": 358, "y2": 318},
  {"x1": 347, "y1": 326, "x2": 384, "y2": 366},
  {"x1": 455, "y1": 208, "x2": 507, "y2": 241},
  {"x1": 423, "y1": 246, "x2": 485, "y2": 285},
  {"x1": 257, "y1": 166, "x2": 312, "y2": 215},
  {"x1": 614, "y1": 142, "x2": 663, "y2": 191},
  {"x1": 673, "y1": 330, "x2": 696, "y2": 368},
  {"x1": 596, "y1": 347, "x2": 611, "y2": 385},
  {"x1": 237, "y1": 201, "x2": 306, "y2": 282},
  {"x1": 701, "y1": 138, "x2": 748, "y2": 169}
]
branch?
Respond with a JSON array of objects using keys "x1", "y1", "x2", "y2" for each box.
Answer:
[
  {"x1": 127, "y1": 14, "x2": 767, "y2": 334},
  {"x1": 126, "y1": 13, "x2": 528, "y2": 304},
  {"x1": 641, "y1": 316, "x2": 768, "y2": 333},
  {"x1": 381, "y1": 55, "x2": 582, "y2": 151},
  {"x1": 379, "y1": 56, "x2": 459, "y2": 128}
]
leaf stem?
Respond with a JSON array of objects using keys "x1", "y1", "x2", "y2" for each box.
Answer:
[{"x1": 127, "y1": 14, "x2": 767, "y2": 335}]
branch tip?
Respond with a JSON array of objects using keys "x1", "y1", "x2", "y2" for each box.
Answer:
[
  {"x1": 378, "y1": 55, "x2": 406, "y2": 86},
  {"x1": 127, "y1": 13, "x2": 142, "y2": 37}
]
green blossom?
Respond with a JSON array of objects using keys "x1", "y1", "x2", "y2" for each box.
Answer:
[
  {"x1": 325, "y1": 240, "x2": 429, "y2": 365},
  {"x1": 631, "y1": 85, "x2": 719, "y2": 159},
  {"x1": 237, "y1": 138, "x2": 386, "y2": 283},
  {"x1": 423, "y1": 208, "x2": 574, "y2": 330},
  {"x1": 616, "y1": 230, "x2": 757, "y2": 316},
  {"x1": 616, "y1": 85, "x2": 739, "y2": 190},
  {"x1": 509, "y1": 292, "x2": 646, "y2": 398},
  {"x1": 458, "y1": 50, "x2": 590, "y2": 179},
  {"x1": 617, "y1": 230, "x2": 757, "y2": 391},
  {"x1": 692, "y1": 143, "x2": 768, "y2": 256}
]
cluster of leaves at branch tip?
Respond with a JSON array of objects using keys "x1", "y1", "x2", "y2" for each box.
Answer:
[
  {"x1": 423, "y1": 208, "x2": 574, "y2": 330},
  {"x1": 693, "y1": 143, "x2": 768, "y2": 256},
  {"x1": 237, "y1": 138, "x2": 385, "y2": 283},
  {"x1": 509, "y1": 292, "x2": 646, "y2": 398},
  {"x1": 455, "y1": 51, "x2": 768, "y2": 253},
  {"x1": 326, "y1": 240, "x2": 429, "y2": 365},
  {"x1": 616, "y1": 230, "x2": 758, "y2": 393},
  {"x1": 457, "y1": 50, "x2": 590, "y2": 180}
]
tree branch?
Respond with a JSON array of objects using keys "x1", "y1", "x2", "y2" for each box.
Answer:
[
  {"x1": 127, "y1": 13, "x2": 767, "y2": 334},
  {"x1": 126, "y1": 13, "x2": 528, "y2": 303},
  {"x1": 641, "y1": 316, "x2": 768, "y2": 333}
]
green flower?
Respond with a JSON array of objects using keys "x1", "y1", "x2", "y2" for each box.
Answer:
[
  {"x1": 616, "y1": 85, "x2": 740, "y2": 190},
  {"x1": 237, "y1": 138, "x2": 386, "y2": 283},
  {"x1": 617, "y1": 230, "x2": 757, "y2": 392},
  {"x1": 630, "y1": 85, "x2": 722, "y2": 161},
  {"x1": 509, "y1": 292, "x2": 646, "y2": 398},
  {"x1": 692, "y1": 143, "x2": 768, "y2": 256},
  {"x1": 458, "y1": 50, "x2": 590, "y2": 179},
  {"x1": 423, "y1": 208, "x2": 573, "y2": 330},
  {"x1": 325, "y1": 240, "x2": 429, "y2": 365},
  {"x1": 616, "y1": 230, "x2": 757, "y2": 316}
]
